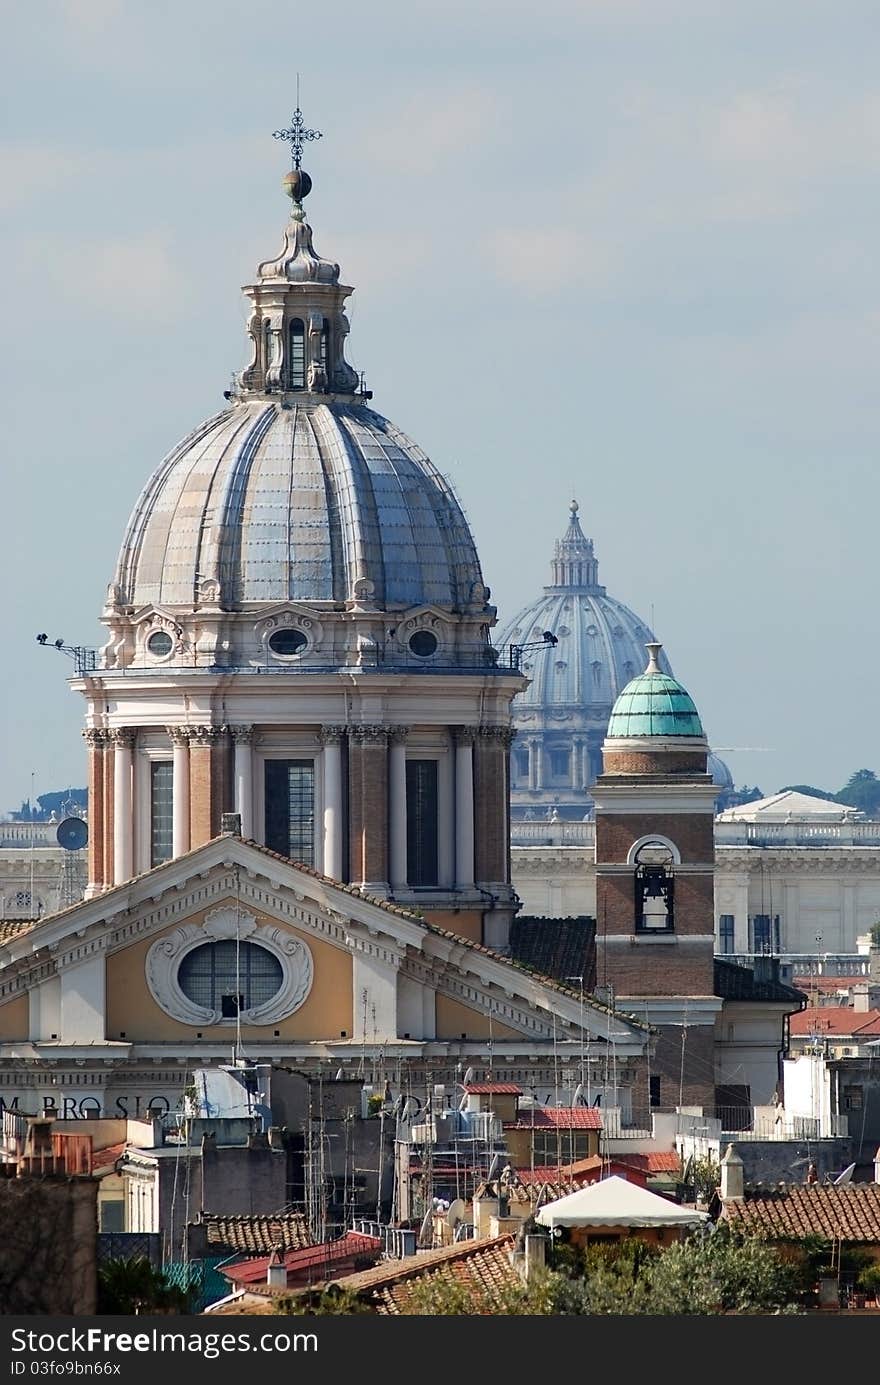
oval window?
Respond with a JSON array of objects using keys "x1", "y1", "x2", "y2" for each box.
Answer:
[
  {"x1": 178, "y1": 940, "x2": 283, "y2": 1016},
  {"x1": 147, "y1": 630, "x2": 173, "y2": 657},
  {"x1": 409, "y1": 630, "x2": 438, "y2": 658},
  {"x1": 269, "y1": 628, "x2": 307, "y2": 657}
]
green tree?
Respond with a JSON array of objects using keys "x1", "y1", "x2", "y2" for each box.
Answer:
[
  {"x1": 400, "y1": 1268, "x2": 561, "y2": 1315},
  {"x1": 836, "y1": 769, "x2": 880, "y2": 817},
  {"x1": 96, "y1": 1257, "x2": 194, "y2": 1315}
]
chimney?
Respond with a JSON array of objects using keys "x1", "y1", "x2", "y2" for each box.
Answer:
[
  {"x1": 267, "y1": 1247, "x2": 287, "y2": 1290},
  {"x1": 852, "y1": 984, "x2": 871, "y2": 1013},
  {"x1": 473, "y1": 1184, "x2": 499, "y2": 1238},
  {"x1": 874, "y1": 1147, "x2": 880, "y2": 1185},
  {"x1": 524, "y1": 1234, "x2": 547, "y2": 1281},
  {"x1": 221, "y1": 812, "x2": 242, "y2": 836},
  {"x1": 720, "y1": 1143, "x2": 744, "y2": 1201},
  {"x1": 752, "y1": 955, "x2": 778, "y2": 985}
]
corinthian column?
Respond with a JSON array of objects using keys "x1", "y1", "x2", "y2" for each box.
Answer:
[
  {"x1": 167, "y1": 727, "x2": 191, "y2": 859},
  {"x1": 319, "y1": 726, "x2": 346, "y2": 881},
  {"x1": 388, "y1": 727, "x2": 409, "y2": 891},
  {"x1": 111, "y1": 729, "x2": 135, "y2": 885},
  {"x1": 229, "y1": 725, "x2": 255, "y2": 839}
]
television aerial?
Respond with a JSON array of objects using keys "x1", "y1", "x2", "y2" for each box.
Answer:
[
  {"x1": 56, "y1": 818, "x2": 88, "y2": 853},
  {"x1": 56, "y1": 816, "x2": 89, "y2": 908},
  {"x1": 446, "y1": 1199, "x2": 466, "y2": 1234}
]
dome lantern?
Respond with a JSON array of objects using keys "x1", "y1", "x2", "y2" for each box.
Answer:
[{"x1": 549, "y1": 500, "x2": 602, "y2": 592}]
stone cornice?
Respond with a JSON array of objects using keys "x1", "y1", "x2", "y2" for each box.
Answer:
[{"x1": 716, "y1": 846, "x2": 880, "y2": 872}]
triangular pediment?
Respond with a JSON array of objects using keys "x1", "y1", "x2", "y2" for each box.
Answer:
[{"x1": 0, "y1": 838, "x2": 648, "y2": 1052}]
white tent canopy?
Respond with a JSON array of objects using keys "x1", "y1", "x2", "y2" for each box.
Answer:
[{"x1": 535, "y1": 1175, "x2": 710, "y2": 1229}]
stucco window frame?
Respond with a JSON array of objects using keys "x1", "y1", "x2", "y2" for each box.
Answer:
[{"x1": 145, "y1": 906, "x2": 314, "y2": 1027}]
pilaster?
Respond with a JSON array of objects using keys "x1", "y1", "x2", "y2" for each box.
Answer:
[
  {"x1": 83, "y1": 730, "x2": 106, "y2": 896},
  {"x1": 474, "y1": 726, "x2": 514, "y2": 884},
  {"x1": 348, "y1": 725, "x2": 389, "y2": 892}
]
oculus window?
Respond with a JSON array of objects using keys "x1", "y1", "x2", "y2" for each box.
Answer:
[
  {"x1": 178, "y1": 940, "x2": 283, "y2": 1017},
  {"x1": 268, "y1": 627, "x2": 307, "y2": 657}
]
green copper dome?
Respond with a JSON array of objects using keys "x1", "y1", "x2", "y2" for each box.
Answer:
[{"x1": 606, "y1": 643, "x2": 705, "y2": 739}]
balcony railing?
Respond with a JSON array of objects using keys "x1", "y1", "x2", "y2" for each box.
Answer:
[
  {"x1": 715, "y1": 820, "x2": 880, "y2": 847},
  {"x1": 511, "y1": 821, "x2": 594, "y2": 846}
]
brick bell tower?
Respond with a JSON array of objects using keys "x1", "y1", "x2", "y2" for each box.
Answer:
[{"x1": 592, "y1": 642, "x2": 721, "y2": 1117}]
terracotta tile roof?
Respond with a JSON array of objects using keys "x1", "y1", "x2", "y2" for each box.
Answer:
[
  {"x1": 503, "y1": 1106, "x2": 602, "y2": 1131},
  {"x1": 0, "y1": 920, "x2": 37, "y2": 944},
  {"x1": 463, "y1": 1083, "x2": 522, "y2": 1095},
  {"x1": 724, "y1": 1186, "x2": 880, "y2": 1243},
  {"x1": 330, "y1": 1235, "x2": 519, "y2": 1314},
  {"x1": 627, "y1": 1151, "x2": 682, "y2": 1175},
  {"x1": 789, "y1": 1006, "x2": 880, "y2": 1037},
  {"x1": 222, "y1": 1232, "x2": 381, "y2": 1286},
  {"x1": 91, "y1": 1142, "x2": 126, "y2": 1172},
  {"x1": 201, "y1": 1212, "x2": 313, "y2": 1256}
]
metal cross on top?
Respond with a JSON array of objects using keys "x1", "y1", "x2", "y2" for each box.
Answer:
[{"x1": 273, "y1": 106, "x2": 323, "y2": 170}]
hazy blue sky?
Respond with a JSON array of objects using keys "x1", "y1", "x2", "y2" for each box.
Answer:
[{"x1": 2, "y1": 0, "x2": 879, "y2": 809}]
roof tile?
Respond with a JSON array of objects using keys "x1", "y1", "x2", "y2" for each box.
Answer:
[{"x1": 724, "y1": 1186, "x2": 880, "y2": 1242}]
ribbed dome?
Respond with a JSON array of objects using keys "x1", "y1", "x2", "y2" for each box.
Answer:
[
  {"x1": 114, "y1": 396, "x2": 483, "y2": 612},
  {"x1": 495, "y1": 502, "x2": 670, "y2": 710},
  {"x1": 606, "y1": 645, "x2": 705, "y2": 739}
]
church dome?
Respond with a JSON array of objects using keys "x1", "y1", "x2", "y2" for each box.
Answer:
[
  {"x1": 113, "y1": 400, "x2": 483, "y2": 611},
  {"x1": 606, "y1": 644, "x2": 705, "y2": 739},
  {"x1": 109, "y1": 166, "x2": 486, "y2": 624},
  {"x1": 496, "y1": 502, "x2": 670, "y2": 715}
]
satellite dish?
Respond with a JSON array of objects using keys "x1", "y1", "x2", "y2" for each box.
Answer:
[
  {"x1": 462, "y1": 1066, "x2": 475, "y2": 1087},
  {"x1": 571, "y1": 1083, "x2": 585, "y2": 1108},
  {"x1": 56, "y1": 818, "x2": 88, "y2": 852},
  {"x1": 833, "y1": 1163, "x2": 856, "y2": 1185},
  {"x1": 446, "y1": 1198, "x2": 466, "y2": 1230}
]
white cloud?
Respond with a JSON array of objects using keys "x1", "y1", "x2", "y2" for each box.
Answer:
[
  {"x1": 485, "y1": 226, "x2": 617, "y2": 293},
  {"x1": 21, "y1": 231, "x2": 189, "y2": 324},
  {"x1": 360, "y1": 87, "x2": 501, "y2": 175}
]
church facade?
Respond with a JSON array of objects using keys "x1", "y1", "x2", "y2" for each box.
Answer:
[{"x1": 0, "y1": 133, "x2": 653, "y2": 1121}]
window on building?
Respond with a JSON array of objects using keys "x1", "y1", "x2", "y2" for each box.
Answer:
[
  {"x1": 288, "y1": 318, "x2": 305, "y2": 389},
  {"x1": 178, "y1": 940, "x2": 283, "y2": 1014},
  {"x1": 843, "y1": 1084, "x2": 863, "y2": 1111},
  {"x1": 321, "y1": 318, "x2": 329, "y2": 376},
  {"x1": 265, "y1": 759, "x2": 315, "y2": 865},
  {"x1": 516, "y1": 749, "x2": 530, "y2": 778},
  {"x1": 549, "y1": 748, "x2": 570, "y2": 778},
  {"x1": 406, "y1": 759, "x2": 439, "y2": 887},
  {"x1": 533, "y1": 1131, "x2": 594, "y2": 1162},
  {"x1": 649, "y1": 1075, "x2": 661, "y2": 1108},
  {"x1": 99, "y1": 1200, "x2": 125, "y2": 1233},
  {"x1": 634, "y1": 841, "x2": 675, "y2": 933},
  {"x1": 749, "y1": 914, "x2": 780, "y2": 953},
  {"x1": 718, "y1": 914, "x2": 735, "y2": 954},
  {"x1": 150, "y1": 761, "x2": 173, "y2": 867}
]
